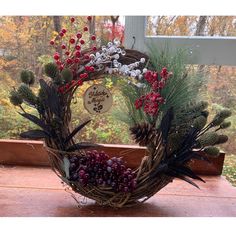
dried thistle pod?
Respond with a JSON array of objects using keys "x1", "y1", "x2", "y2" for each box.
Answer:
[
  {"x1": 61, "y1": 68, "x2": 73, "y2": 83},
  {"x1": 9, "y1": 90, "x2": 23, "y2": 106},
  {"x1": 44, "y1": 63, "x2": 59, "y2": 79},
  {"x1": 215, "y1": 135, "x2": 228, "y2": 145},
  {"x1": 220, "y1": 121, "x2": 231, "y2": 129},
  {"x1": 20, "y1": 70, "x2": 31, "y2": 84},
  {"x1": 18, "y1": 84, "x2": 37, "y2": 105},
  {"x1": 28, "y1": 70, "x2": 35, "y2": 85},
  {"x1": 203, "y1": 146, "x2": 220, "y2": 157},
  {"x1": 192, "y1": 115, "x2": 207, "y2": 130},
  {"x1": 198, "y1": 132, "x2": 219, "y2": 147}
]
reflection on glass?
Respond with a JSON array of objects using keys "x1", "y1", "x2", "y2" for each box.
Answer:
[{"x1": 146, "y1": 16, "x2": 236, "y2": 37}]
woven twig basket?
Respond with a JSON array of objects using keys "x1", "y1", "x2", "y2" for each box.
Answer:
[{"x1": 45, "y1": 132, "x2": 173, "y2": 208}]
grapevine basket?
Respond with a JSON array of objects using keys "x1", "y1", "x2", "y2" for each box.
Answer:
[{"x1": 41, "y1": 49, "x2": 175, "y2": 208}]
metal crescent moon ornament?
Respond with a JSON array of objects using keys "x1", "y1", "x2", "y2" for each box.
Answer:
[{"x1": 83, "y1": 84, "x2": 113, "y2": 115}]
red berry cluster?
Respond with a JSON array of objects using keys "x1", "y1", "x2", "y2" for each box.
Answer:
[
  {"x1": 134, "y1": 68, "x2": 172, "y2": 116},
  {"x1": 135, "y1": 92, "x2": 165, "y2": 116},
  {"x1": 69, "y1": 150, "x2": 137, "y2": 193},
  {"x1": 145, "y1": 67, "x2": 171, "y2": 91},
  {"x1": 57, "y1": 79, "x2": 83, "y2": 94},
  {"x1": 49, "y1": 16, "x2": 97, "y2": 93}
]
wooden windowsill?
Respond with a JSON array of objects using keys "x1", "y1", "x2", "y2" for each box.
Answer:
[
  {"x1": 0, "y1": 140, "x2": 235, "y2": 216},
  {"x1": 0, "y1": 139, "x2": 225, "y2": 175},
  {"x1": 0, "y1": 165, "x2": 236, "y2": 216}
]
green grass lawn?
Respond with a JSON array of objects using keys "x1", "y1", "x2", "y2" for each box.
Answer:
[{"x1": 223, "y1": 154, "x2": 236, "y2": 187}]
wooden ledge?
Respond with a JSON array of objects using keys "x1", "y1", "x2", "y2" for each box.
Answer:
[
  {"x1": 0, "y1": 165, "x2": 236, "y2": 217},
  {"x1": 0, "y1": 139, "x2": 225, "y2": 175}
]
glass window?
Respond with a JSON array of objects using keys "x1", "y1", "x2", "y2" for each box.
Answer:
[{"x1": 146, "y1": 16, "x2": 236, "y2": 37}]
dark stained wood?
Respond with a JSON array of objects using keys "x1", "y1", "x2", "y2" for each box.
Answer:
[
  {"x1": 0, "y1": 139, "x2": 49, "y2": 166},
  {"x1": 0, "y1": 139, "x2": 225, "y2": 175},
  {"x1": 0, "y1": 166, "x2": 236, "y2": 217},
  {"x1": 189, "y1": 152, "x2": 225, "y2": 175}
]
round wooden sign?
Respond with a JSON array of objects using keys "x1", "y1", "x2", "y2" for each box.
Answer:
[{"x1": 83, "y1": 84, "x2": 113, "y2": 115}]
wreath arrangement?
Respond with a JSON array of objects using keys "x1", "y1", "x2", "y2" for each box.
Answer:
[{"x1": 9, "y1": 16, "x2": 232, "y2": 208}]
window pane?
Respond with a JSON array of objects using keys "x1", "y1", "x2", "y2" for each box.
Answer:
[{"x1": 146, "y1": 16, "x2": 236, "y2": 37}]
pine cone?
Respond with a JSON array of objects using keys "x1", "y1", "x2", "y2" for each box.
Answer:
[{"x1": 130, "y1": 123, "x2": 156, "y2": 146}]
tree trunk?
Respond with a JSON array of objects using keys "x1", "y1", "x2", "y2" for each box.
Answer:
[
  {"x1": 194, "y1": 16, "x2": 207, "y2": 36},
  {"x1": 53, "y1": 16, "x2": 62, "y2": 55},
  {"x1": 53, "y1": 16, "x2": 61, "y2": 33},
  {"x1": 110, "y1": 16, "x2": 119, "y2": 41},
  {"x1": 89, "y1": 16, "x2": 96, "y2": 47},
  {"x1": 195, "y1": 16, "x2": 208, "y2": 74}
]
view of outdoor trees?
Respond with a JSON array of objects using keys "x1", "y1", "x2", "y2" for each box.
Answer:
[
  {"x1": 146, "y1": 16, "x2": 236, "y2": 36},
  {"x1": 0, "y1": 16, "x2": 235, "y2": 185}
]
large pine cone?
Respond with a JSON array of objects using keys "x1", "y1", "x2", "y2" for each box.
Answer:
[{"x1": 130, "y1": 123, "x2": 157, "y2": 146}]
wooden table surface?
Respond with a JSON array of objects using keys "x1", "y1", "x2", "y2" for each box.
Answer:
[{"x1": 0, "y1": 165, "x2": 236, "y2": 217}]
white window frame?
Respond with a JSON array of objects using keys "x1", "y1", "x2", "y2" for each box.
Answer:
[{"x1": 124, "y1": 16, "x2": 236, "y2": 66}]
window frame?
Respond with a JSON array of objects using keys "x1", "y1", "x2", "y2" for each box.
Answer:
[{"x1": 124, "y1": 16, "x2": 236, "y2": 66}]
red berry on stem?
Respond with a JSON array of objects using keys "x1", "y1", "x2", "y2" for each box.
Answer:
[
  {"x1": 66, "y1": 58, "x2": 73, "y2": 64},
  {"x1": 70, "y1": 17, "x2": 75, "y2": 23},
  {"x1": 59, "y1": 65, "x2": 64, "y2": 71},
  {"x1": 85, "y1": 66, "x2": 90, "y2": 71},
  {"x1": 87, "y1": 16, "x2": 92, "y2": 21},
  {"x1": 79, "y1": 73, "x2": 88, "y2": 79},
  {"x1": 75, "y1": 45, "x2": 81, "y2": 50},
  {"x1": 71, "y1": 80, "x2": 76, "y2": 85},
  {"x1": 61, "y1": 28, "x2": 67, "y2": 33},
  {"x1": 83, "y1": 54, "x2": 90, "y2": 60},
  {"x1": 69, "y1": 38, "x2": 75, "y2": 44},
  {"x1": 76, "y1": 32, "x2": 82, "y2": 39},
  {"x1": 134, "y1": 98, "x2": 143, "y2": 109},
  {"x1": 59, "y1": 32, "x2": 64, "y2": 37},
  {"x1": 91, "y1": 35, "x2": 96, "y2": 40},
  {"x1": 74, "y1": 58, "x2": 80, "y2": 64},
  {"x1": 83, "y1": 26, "x2": 88, "y2": 31},
  {"x1": 77, "y1": 79, "x2": 83, "y2": 86},
  {"x1": 92, "y1": 46, "x2": 97, "y2": 51},
  {"x1": 83, "y1": 72, "x2": 88, "y2": 79},
  {"x1": 61, "y1": 44, "x2": 66, "y2": 49},
  {"x1": 60, "y1": 86, "x2": 65, "y2": 93},
  {"x1": 53, "y1": 53, "x2": 60, "y2": 60},
  {"x1": 80, "y1": 39, "x2": 85, "y2": 45},
  {"x1": 56, "y1": 60, "x2": 61, "y2": 65},
  {"x1": 50, "y1": 40, "x2": 54, "y2": 45},
  {"x1": 75, "y1": 51, "x2": 81, "y2": 57},
  {"x1": 160, "y1": 67, "x2": 168, "y2": 78},
  {"x1": 65, "y1": 51, "x2": 70, "y2": 56}
]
